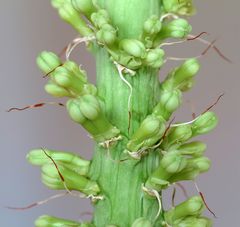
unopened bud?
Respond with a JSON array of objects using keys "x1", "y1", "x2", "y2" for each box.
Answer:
[
  {"x1": 119, "y1": 39, "x2": 146, "y2": 58},
  {"x1": 71, "y1": 0, "x2": 96, "y2": 18},
  {"x1": 191, "y1": 112, "x2": 218, "y2": 136},
  {"x1": 178, "y1": 141, "x2": 207, "y2": 157},
  {"x1": 96, "y1": 24, "x2": 117, "y2": 45},
  {"x1": 165, "y1": 196, "x2": 205, "y2": 224},
  {"x1": 153, "y1": 89, "x2": 181, "y2": 120},
  {"x1": 163, "y1": 124, "x2": 192, "y2": 149},
  {"x1": 36, "y1": 51, "x2": 61, "y2": 75},
  {"x1": 127, "y1": 115, "x2": 166, "y2": 153},
  {"x1": 156, "y1": 18, "x2": 192, "y2": 41},
  {"x1": 42, "y1": 164, "x2": 100, "y2": 195},
  {"x1": 58, "y1": 3, "x2": 93, "y2": 36},
  {"x1": 144, "y1": 49, "x2": 165, "y2": 68},
  {"x1": 91, "y1": 9, "x2": 109, "y2": 28},
  {"x1": 191, "y1": 156, "x2": 211, "y2": 173},
  {"x1": 163, "y1": 58, "x2": 200, "y2": 91},
  {"x1": 143, "y1": 15, "x2": 162, "y2": 35},
  {"x1": 161, "y1": 151, "x2": 187, "y2": 173}
]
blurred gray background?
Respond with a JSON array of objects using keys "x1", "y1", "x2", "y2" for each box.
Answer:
[{"x1": 0, "y1": 0, "x2": 239, "y2": 226}]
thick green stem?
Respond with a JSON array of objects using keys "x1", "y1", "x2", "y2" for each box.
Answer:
[{"x1": 89, "y1": 1, "x2": 165, "y2": 226}]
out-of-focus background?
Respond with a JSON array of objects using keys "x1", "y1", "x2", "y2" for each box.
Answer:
[{"x1": 0, "y1": 1, "x2": 239, "y2": 226}]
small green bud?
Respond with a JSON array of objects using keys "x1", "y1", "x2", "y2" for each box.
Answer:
[
  {"x1": 52, "y1": 64, "x2": 86, "y2": 96},
  {"x1": 144, "y1": 49, "x2": 165, "y2": 68},
  {"x1": 191, "y1": 112, "x2": 218, "y2": 136},
  {"x1": 178, "y1": 141, "x2": 207, "y2": 157},
  {"x1": 174, "y1": 216, "x2": 212, "y2": 227},
  {"x1": 127, "y1": 115, "x2": 166, "y2": 153},
  {"x1": 146, "y1": 151, "x2": 186, "y2": 190},
  {"x1": 131, "y1": 217, "x2": 152, "y2": 227},
  {"x1": 45, "y1": 83, "x2": 70, "y2": 97},
  {"x1": 153, "y1": 89, "x2": 181, "y2": 120},
  {"x1": 67, "y1": 96, "x2": 120, "y2": 143},
  {"x1": 169, "y1": 161, "x2": 199, "y2": 182},
  {"x1": 27, "y1": 149, "x2": 90, "y2": 175},
  {"x1": 41, "y1": 164, "x2": 100, "y2": 195},
  {"x1": 36, "y1": 51, "x2": 61, "y2": 75},
  {"x1": 162, "y1": 124, "x2": 192, "y2": 149},
  {"x1": 143, "y1": 15, "x2": 162, "y2": 35},
  {"x1": 163, "y1": 0, "x2": 196, "y2": 16},
  {"x1": 96, "y1": 24, "x2": 117, "y2": 46},
  {"x1": 78, "y1": 94, "x2": 101, "y2": 120},
  {"x1": 191, "y1": 156, "x2": 211, "y2": 173},
  {"x1": 119, "y1": 39, "x2": 146, "y2": 58},
  {"x1": 71, "y1": 0, "x2": 96, "y2": 18},
  {"x1": 161, "y1": 151, "x2": 187, "y2": 173},
  {"x1": 155, "y1": 19, "x2": 192, "y2": 43},
  {"x1": 165, "y1": 196, "x2": 205, "y2": 224},
  {"x1": 164, "y1": 58, "x2": 200, "y2": 90},
  {"x1": 67, "y1": 98, "x2": 87, "y2": 124},
  {"x1": 35, "y1": 215, "x2": 81, "y2": 227},
  {"x1": 58, "y1": 3, "x2": 93, "y2": 36},
  {"x1": 91, "y1": 9, "x2": 109, "y2": 28}
]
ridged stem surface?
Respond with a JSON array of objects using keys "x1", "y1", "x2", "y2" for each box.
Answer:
[{"x1": 90, "y1": 1, "x2": 164, "y2": 226}]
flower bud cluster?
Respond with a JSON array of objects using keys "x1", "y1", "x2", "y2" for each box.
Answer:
[
  {"x1": 50, "y1": 0, "x2": 193, "y2": 70},
  {"x1": 37, "y1": 51, "x2": 120, "y2": 144},
  {"x1": 27, "y1": 149, "x2": 100, "y2": 196},
  {"x1": 146, "y1": 111, "x2": 217, "y2": 190},
  {"x1": 127, "y1": 59, "x2": 200, "y2": 154},
  {"x1": 164, "y1": 196, "x2": 212, "y2": 227}
]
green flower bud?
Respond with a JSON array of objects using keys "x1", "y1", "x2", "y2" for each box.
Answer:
[
  {"x1": 153, "y1": 89, "x2": 182, "y2": 120},
  {"x1": 127, "y1": 115, "x2": 166, "y2": 153},
  {"x1": 71, "y1": 0, "x2": 96, "y2": 18},
  {"x1": 191, "y1": 156, "x2": 211, "y2": 173},
  {"x1": 161, "y1": 151, "x2": 187, "y2": 173},
  {"x1": 143, "y1": 15, "x2": 162, "y2": 36},
  {"x1": 163, "y1": 59, "x2": 200, "y2": 91},
  {"x1": 163, "y1": 0, "x2": 196, "y2": 16},
  {"x1": 144, "y1": 49, "x2": 165, "y2": 68},
  {"x1": 119, "y1": 39, "x2": 146, "y2": 58},
  {"x1": 191, "y1": 112, "x2": 218, "y2": 136},
  {"x1": 146, "y1": 151, "x2": 186, "y2": 190},
  {"x1": 91, "y1": 9, "x2": 110, "y2": 28},
  {"x1": 174, "y1": 216, "x2": 212, "y2": 227},
  {"x1": 45, "y1": 83, "x2": 70, "y2": 97},
  {"x1": 35, "y1": 215, "x2": 81, "y2": 227},
  {"x1": 154, "y1": 19, "x2": 191, "y2": 45},
  {"x1": 27, "y1": 149, "x2": 90, "y2": 175},
  {"x1": 78, "y1": 94, "x2": 101, "y2": 120},
  {"x1": 41, "y1": 164, "x2": 100, "y2": 195},
  {"x1": 162, "y1": 124, "x2": 192, "y2": 149},
  {"x1": 131, "y1": 217, "x2": 152, "y2": 227},
  {"x1": 178, "y1": 141, "x2": 207, "y2": 157},
  {"x1": 36, "y1": 51, "x2": 61, "y2": 75},
  {"x1": 58, "y1": 3, "x2": 93, "y2": 36},
  {"x1": 96, "y1": 24, "x2": 117, "y2": 46},
  {"x1": 165, "y1": 196, "x2": 205, "y2": 225},
  {"x1": 67, "y1": 96, "x2": 120, "y2": 143},
  {"x1": 52, "y1": 64, "x2": 86, "y2": 97},
  {"x1": 83, "y1": 84, "x2": 97, "y2": 96},
  {"x1": 67, "y1": 98, "x2": 87, "y2": 124},
  {"x1": 169, "y1": 161, "x2": 199, "y2": 182}
]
